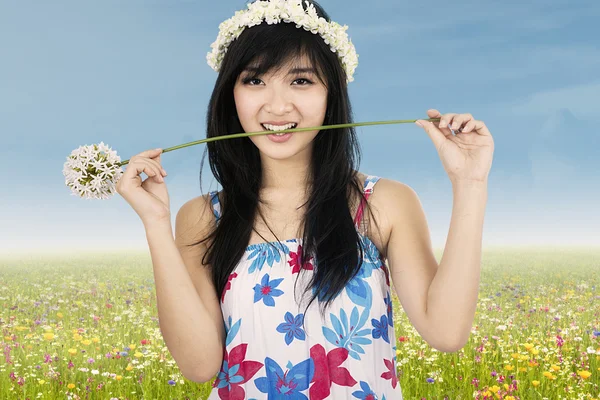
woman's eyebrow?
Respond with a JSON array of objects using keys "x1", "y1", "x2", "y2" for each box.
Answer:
[
  {"x1": 287, "y1": 67, "x2": 316, "y2": 74},
  {"x1": 242, "y1": 66, "x2": 260, "y2": 73},
  {"x1": 240, "y1": 66, "x2": 316, "y2": 74}
]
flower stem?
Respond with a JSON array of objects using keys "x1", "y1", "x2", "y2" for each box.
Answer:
[{"x1": 117, "y1": 118, "x2": 440, "y2": 166}]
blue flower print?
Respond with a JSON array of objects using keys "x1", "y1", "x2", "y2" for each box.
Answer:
[
  {"x1": 224, "y1": 315, "x2": 241, "y2": 346},
  {"x1": 276, "y1": 312, "x2": 306, "y2": 345},
  {"x1": 345, "y1": 274, "x2": 373, "y2": 308},
  {"x1": 254, "y1": 357, "x2": 314, "y2": 399},
  {"x1": 371, "y1": 315, "x2": 389, "y2": 343},
  {"x1": 322, "y1": 306, "x2": 372, "y2": 360},
  {"x1": 246, "y1": 242, "x2": 291, "y2": 274},
  {"x1": 253, "y1": 273, "x2": 284, "y2": 307},
  {"x1": 352, "y1": 380, "x2": 379, "y2": 399},
  {"x1": 216, "y1": 360, "x2": 244, "y2": 389},
  {"x1": 356, "y1": 235, "x2": 382, "y2": 278},
  {"x1": 383, "y1": 292, "x2": 394, "y2": 327}
]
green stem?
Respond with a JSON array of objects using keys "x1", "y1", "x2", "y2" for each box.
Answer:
[{"x1": 117, "y1": 118, "x2": 440, "y2": 166}]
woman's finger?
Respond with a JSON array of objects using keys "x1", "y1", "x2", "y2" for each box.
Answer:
[
  {"x1": 451, "y1": 113, "x2": 473, "y2": 132},
  {"x1": 438, "y1": 113, "x2": 458, "y2": 130},
  {"x1": 127, "y1": 157, "x2": 164, "y2": 183}
]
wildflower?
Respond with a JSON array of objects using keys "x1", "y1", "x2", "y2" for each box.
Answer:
[{"x1": 577, "y1": 370, "x2": 592, "y2": 379}]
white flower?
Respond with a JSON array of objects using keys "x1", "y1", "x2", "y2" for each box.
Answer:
[
  {"x1": 206, "y1": 0, "x2": 358, "y2": 83},
  {"x1": 63, "y1": 142, "x2": 124, "y2": 200}
]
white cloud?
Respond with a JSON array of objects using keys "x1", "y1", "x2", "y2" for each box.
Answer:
[{"x1": 508, "y1": 82, "x2": 600, "y2": 118}]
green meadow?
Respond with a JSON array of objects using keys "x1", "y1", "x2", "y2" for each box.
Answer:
[{"x1": 1, "y1": 247, "x2": 599, "y2": 400}]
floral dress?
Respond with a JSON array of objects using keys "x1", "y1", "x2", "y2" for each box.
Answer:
[{"x1": 206, "y1": 175, "x2": 403, "y2": 400}]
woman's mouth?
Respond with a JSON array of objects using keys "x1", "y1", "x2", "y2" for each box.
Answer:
[{"x1": 261, "y1": 122, "x2": 298, "y2": 136}]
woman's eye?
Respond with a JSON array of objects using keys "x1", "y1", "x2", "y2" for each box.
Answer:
[
  {"x1": 293, "y1": 78, "x2": 313, "y2": 85},
  {"x1": 243, "y1": 77, "x2": 263, "y2": 85}
]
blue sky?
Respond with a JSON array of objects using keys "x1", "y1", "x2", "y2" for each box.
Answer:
[{"x1": 1, "y1": 0, "x2": 598, "y2": 255}]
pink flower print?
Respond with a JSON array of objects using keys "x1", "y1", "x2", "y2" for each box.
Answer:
[
  {"x1": 221, "y1": 272, "x2": 238, "y2": 303},
  {"x1": 380, "y1": 358, "x2": 398, "y2": 389},
  {"x1": 288, "y1": 245, "x2": 314, "y2": 274},
  {"x1": 309, "y1": 344, "x2": 357, "y2": 400},
  {"x1": 213, "y1": 343, "x2": 263, "y2": 400}
]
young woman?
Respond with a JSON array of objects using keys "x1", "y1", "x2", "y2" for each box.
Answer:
[{"x1": 116, "y1": 0, "x2": 494, "y2": 398}]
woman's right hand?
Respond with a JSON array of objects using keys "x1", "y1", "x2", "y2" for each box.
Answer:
[{"x1": 116, "y1": 148, "x2": 171, "y2": 227}]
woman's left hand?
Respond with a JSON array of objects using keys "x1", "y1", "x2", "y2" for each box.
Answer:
[{"x1": 416, "y1": 109, "x2": 494, "y2": 185}]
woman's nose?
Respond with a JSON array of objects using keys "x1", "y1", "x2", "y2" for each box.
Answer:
[{"x1": 264, "y1": 88, "x2": 293, "y2": 115}]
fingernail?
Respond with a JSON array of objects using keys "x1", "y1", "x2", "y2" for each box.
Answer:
[{"x1": 415, "y1": 120, "x2": 423, "y2": 127}]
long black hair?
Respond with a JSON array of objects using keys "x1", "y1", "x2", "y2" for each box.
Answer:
[{"x1": 191, "y1": 0, "x2": 383, "y2": 324}]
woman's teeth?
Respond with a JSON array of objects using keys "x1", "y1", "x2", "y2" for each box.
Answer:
[{"x1": 263, "y1": 123, "x2": 297, "y2": 136}]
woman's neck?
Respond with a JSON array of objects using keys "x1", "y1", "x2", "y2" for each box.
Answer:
[{"x1": 259, "y1": 156, "x2": 312, "y2": 191}]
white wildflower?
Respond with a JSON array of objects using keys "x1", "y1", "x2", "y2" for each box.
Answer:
[
  {"x1": 63, "y1": 142, "x2": 124, "y2": 200},
  {"x1": 206, "y1": 0, "x2": 358, "y2": 83}
]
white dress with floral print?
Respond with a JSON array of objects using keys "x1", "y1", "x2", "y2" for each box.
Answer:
[{"x1": 207, "y1": 175, "x2": 403, "y2": 400}]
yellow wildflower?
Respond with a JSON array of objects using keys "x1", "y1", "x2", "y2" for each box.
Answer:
[{"x1": 577, "y1": 370, "x2": 591, "y2": 379}]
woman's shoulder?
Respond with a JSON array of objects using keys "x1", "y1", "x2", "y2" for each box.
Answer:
[
  {"x1": 355, "y1": 171, "x2": 419, "y2": 258},
  {"x1": 355, "y1": 171, "x2": 413, "y2": 197}
]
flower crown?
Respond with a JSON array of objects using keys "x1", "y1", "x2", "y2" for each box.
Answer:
[{"x1": 206, "y1": 0, "x2": 359, "y2": 83}]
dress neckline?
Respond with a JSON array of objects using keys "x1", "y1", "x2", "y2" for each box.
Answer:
[{"x1": 244, "y1": 231, "x2": 382, "y2": 258}]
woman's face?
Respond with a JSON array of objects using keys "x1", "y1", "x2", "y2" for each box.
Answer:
[{"x1": 233, "y1": 55, "x2": 328, "y2": 162}]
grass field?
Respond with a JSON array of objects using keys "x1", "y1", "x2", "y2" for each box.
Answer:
[{"x1": 1, "y1": 247, "x2": 599, "y2": 399}]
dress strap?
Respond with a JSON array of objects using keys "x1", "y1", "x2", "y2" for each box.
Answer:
[
  {"x1": 209, "y1": 190, "x2": 222, "y2": 224},
  {"x1": 353, "y1": 175, "x2": 381, "y2": 232}
]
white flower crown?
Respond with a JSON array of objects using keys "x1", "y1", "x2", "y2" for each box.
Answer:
[{"x1": 206, "y1": 0, "x2": 359, "y2": 83}]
